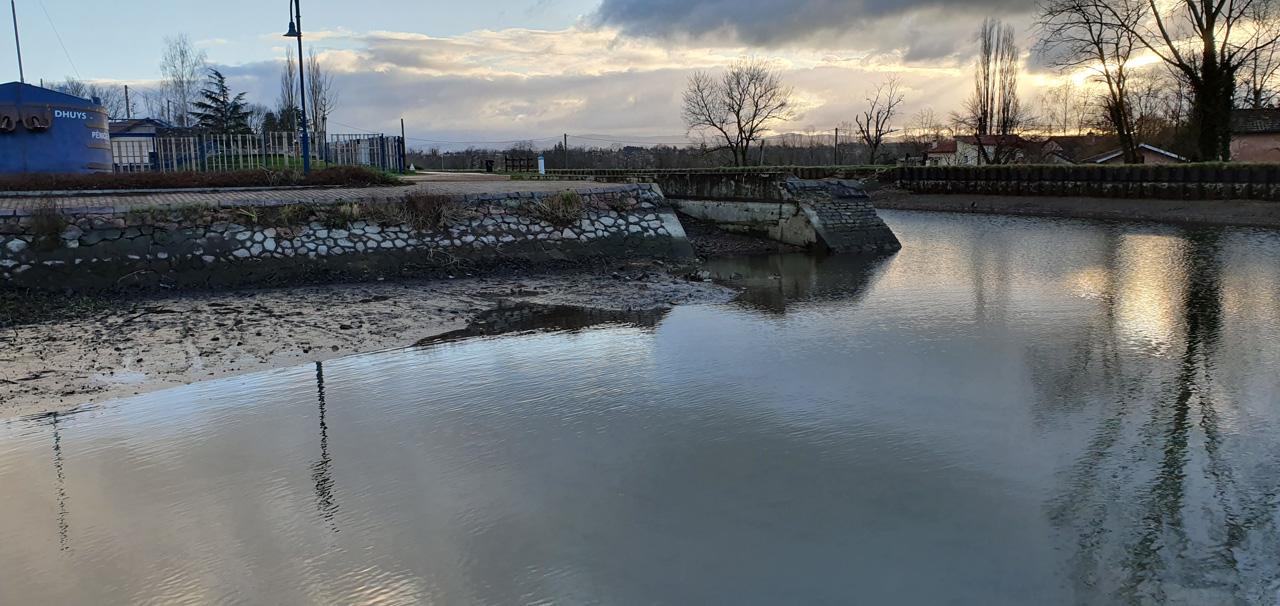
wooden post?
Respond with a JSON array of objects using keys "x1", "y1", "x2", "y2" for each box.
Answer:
[{"x1": 400, "y1": 118, "x2": 407, "y2": 173}]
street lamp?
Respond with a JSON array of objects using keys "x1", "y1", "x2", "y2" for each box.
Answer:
[{"x1": 284, "y1": 0, "x2": 310, "y2": 174}]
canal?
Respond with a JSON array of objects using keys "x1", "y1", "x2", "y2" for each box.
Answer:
[{"x1": 2, "y1": 210, "x2": 1278, "y2": 605}]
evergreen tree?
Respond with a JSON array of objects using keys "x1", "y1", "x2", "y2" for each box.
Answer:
[
  {"x1": 276, "y1": 105, "x2": 302, "y2": 132},
  {"x1": 261, "y1": 111, "x2": 280, "y2": 134},
  {"x1": 189, "y1": 69, "x2": 252, "y2": 134}
]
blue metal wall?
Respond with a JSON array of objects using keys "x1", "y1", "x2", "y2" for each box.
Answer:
[{"x1": 0, "y1": 82, "x2": 113, "y2": 175}]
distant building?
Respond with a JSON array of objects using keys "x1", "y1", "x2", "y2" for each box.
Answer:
[
  {"x1": 1231, "y1": 108, "x2": 1280, "y2": 163},
  {"x1": 109, "y1": 118, "x2": 173, "y2": 172},
  {"x1": 1039, "y1": 134, "x2": 1117, "y2": 164},
  {"x1": 922, "y1": 139, "x2": 958, "y2": 166},
  {"x1": 1089, "y1": 144, "x2": 1185, "y2": 165}
]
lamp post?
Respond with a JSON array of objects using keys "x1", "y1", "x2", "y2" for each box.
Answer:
[{"x1": 284, "y1": 0, "x2": 310, "y2": 174}]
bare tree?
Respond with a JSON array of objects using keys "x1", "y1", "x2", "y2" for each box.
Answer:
[
  {"x1": 1238, "y1": 1, "x2": 1280, "y2": 108},
  {"x1": 306, "y1": 48, "x2": 339, "y2": 137},
  {"x1": 52, "y1": 78, "x2": 128, "y2": 120},
  {"x1": 159, "y1": 34, "x2": 208, "y2": 128},
  {"x1": 955, "y1": 19, "x2": 1029, "y2": 164},
  {"x1": 277, "y1": 48, "x2": 300, "y2": 132},
  {"x1": 682, "y1": 57, "x2": 798, "y2": 166},
  {"x1": 1057, "y1": 0, "x2": 1280, "y2": 160},
  {"x1": 1040, "y1": 80, "x2": 1095, "y2": 136},
  {"x1": 853, "y1": 76, "x2": 906, "y2": 164},
  {"x1": 904, "y1": 108, "x2": 949, "y2": 155},
  {"x1": 245, "y1": 103, "x2": 271, "y2": 133},
  {"x1": 1038, "y1": 0, "x2": 1150, "y2": 163}
]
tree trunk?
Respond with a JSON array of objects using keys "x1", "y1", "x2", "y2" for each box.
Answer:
[
  {"x1": 1189, "y1": 41, "x2": 1237, "y2": 162},
  {"x1": 1108, "y1": 100, "x2": 1142, "y2": 164}
]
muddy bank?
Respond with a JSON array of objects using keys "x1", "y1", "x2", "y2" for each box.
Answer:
[
  {"x1": 0, "y1": 261, "x2": 735, "y2": 419},
  {"x1": 871, "y1": 188, "x2": 1280, "y2": 229}
]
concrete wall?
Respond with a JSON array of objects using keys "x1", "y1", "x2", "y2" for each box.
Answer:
[
  {"x1": 671, "y1": 180, "x2": 900, "y2": 253},
  {"x1": 1231, "y1": 133, "x2": 1280, "y2": 164},
  {"x1": 0, "y1": 184, "x2": 694, "y2": 290},
  {"x1": 650, "y1": 172, "x2": 796, "y2": 202},
  {"x1": 671, "y1": 200, "x2": 819, "y2": 248}
]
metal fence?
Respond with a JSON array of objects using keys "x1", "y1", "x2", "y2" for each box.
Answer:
[{"x1": 111, "y1": 131, "x2": 406, "y2": 174}]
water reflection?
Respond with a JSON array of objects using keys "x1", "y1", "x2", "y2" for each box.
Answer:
[
  {"x1": 1, "y1": 212, "x2": 1279, "y2": 605},
  {"x1": 702, "y1": 253, "x2": 891, "y2": 313},
  {"x1": 312, "y1": 362, "x2": 338, "y2": 530},
  {"x1": 417, "y1": 302, "x2": 669, "y2": 345}
]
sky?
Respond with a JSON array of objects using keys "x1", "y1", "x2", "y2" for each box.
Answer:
[{"x1": 0, "y1": 0, "x2": 1055, "y2": 149}]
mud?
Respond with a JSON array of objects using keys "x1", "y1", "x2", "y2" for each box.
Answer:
[{"x1": 0, "y1": 261, "x2": 735, "y2": 418}]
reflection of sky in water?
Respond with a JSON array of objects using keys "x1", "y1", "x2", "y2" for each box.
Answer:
[{"x1": 2, "y1": 211, "x2": 1280, "y2": 605}]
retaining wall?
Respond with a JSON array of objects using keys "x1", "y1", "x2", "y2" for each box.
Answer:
[
  {"x1": 671, "y1": 180, "x2": 900, "y2": 253},
  {"x1": 0, "y1": 184, "x2": 694, "y2": 290},
  {"x1": 894, "y1": 164, "x2": 1280, "y2": 201}
]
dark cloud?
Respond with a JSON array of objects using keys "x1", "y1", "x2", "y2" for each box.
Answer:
[{"x1": 592, "y1": 0, "x2": 1034, "y2": 58}]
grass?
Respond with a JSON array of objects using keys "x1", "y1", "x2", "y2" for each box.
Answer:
[
  {"x1": 531, "y1": 190, "x2": 586, "y2": 227},
  {"x1": 29, "y1": 200, "x2": 67, "y2": 253}
]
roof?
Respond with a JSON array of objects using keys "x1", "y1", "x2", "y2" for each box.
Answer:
[
  {"x1": 955, "y1": 135, "x2": 1026, "y2": 146},
  {"x1": 0, "y1": 81, "x2": 106, "y2": 109},
  {"x1": 1233, "y1": 109, "x2": 1280, "y2": 134},
  {"x1": 926, "y1": 140, "x2": 957, "y2": 154},
  {"x1": 109, "y1": 118, "x2": 174, "y2": 135},
  {"x1": 1044, "y1": 134, "x2": 1116, "y2": 162},
  {"x1": 1091, "y1": 143, "x2": 1186, "y2": 163}
]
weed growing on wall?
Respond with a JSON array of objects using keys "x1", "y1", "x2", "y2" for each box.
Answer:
[
  {"x1": 30, "y1": 200, "x2": 67, "y2": 253},
  {"x1": 532, "y1": 190, "x2": 586, "y2": 227}
]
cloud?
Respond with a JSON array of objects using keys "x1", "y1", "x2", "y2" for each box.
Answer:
[
  {"x1": 210, "y1": 23, "x2": 1054, "y2": 149},
  {"x1": 591, "y1": 0, "x2": 1036, "y2": 62}
]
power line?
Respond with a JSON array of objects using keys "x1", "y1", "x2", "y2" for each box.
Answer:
[
  {"x1": 34, "y1": 0, "x2": 77, "y2": 79},
  {"x1": 326, "y1": 119, "x2": 379, "y2": 134}
]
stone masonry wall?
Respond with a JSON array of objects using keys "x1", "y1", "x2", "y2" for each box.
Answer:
[
  {"x1": 789, "y1": 181, "x2": 901, "y2": 253},
  {"x1": 0, "y1": 184, "x2": 694, "y2": 290}
]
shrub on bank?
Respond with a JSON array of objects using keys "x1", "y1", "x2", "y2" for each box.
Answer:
[
  {"x1": 532, "y1": 190, "x2": 586, "y2": 227},
  {"x1": 0, "y1": 166, "x2": 405, "y2": 192}
]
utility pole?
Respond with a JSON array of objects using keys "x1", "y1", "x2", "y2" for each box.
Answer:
[
  {"x1": 400, "y1": 118, "x2": 406, "y2": 174},
  {"x1": 124, "y1": 85, "x2": 131, "y2": 119},
  {"x1": 833, "y1": 127, "x2": 839, "y2": 165},
  {"x1": 563, "y1": 133, "x2": 568, "y2": 170},
  {"x1": 10, "y1": 0, "x2": 24, "y2": 84}
]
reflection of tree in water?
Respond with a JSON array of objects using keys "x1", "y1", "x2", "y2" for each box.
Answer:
[
  {"x1": 1042, "y1": 231, "x2": 1280, "y2": 604},
  {"x1": 312, "y1": 362, "x2": 338, "y2": 531}
]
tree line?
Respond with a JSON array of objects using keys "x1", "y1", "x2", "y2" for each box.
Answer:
[
  {"x1": 678, "y1": 1, "x2": 1280, "y2": 166},
  {"x1": 47, "y1": 34, "x2": 340, "y2": 137}
]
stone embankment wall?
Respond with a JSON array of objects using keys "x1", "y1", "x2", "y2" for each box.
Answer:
[
  {"x1": 0, "y1": 184, "x2": 693, "y2": 290},
  {"x1": 894, "y1": 164, "x2": 1280, "y2": 201},
  {"x1": 671, "y1": 180, "x2": 901, "y2": 253}
]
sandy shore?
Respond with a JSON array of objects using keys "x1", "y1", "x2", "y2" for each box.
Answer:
[{"x1": 0, "y1": 262, "x2": 735, "y2": 419}]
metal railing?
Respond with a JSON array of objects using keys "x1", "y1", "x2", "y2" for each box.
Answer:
[{"x1": 111, "y1": 131, "x2": 405, "y2": 174}]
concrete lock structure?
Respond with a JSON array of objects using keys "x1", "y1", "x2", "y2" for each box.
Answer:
[{"x1": 0, "y1": 82, "x2": 113, "y2": 175}]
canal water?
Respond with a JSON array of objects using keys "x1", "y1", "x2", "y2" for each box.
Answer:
[{"x1": 2, "y1": 211, "x2": 1279, "y2": 605}]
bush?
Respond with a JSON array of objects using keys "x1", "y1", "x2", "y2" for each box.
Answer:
[
  {"x1": 532, "y1": 190, "x2": 585, "y2": 227},
  {"x1": 0, "y1": 166, "x2": 406, "y2": 192},
  {"x1": 30, "y1": 200, "x2": 67, "y2": 252}
]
